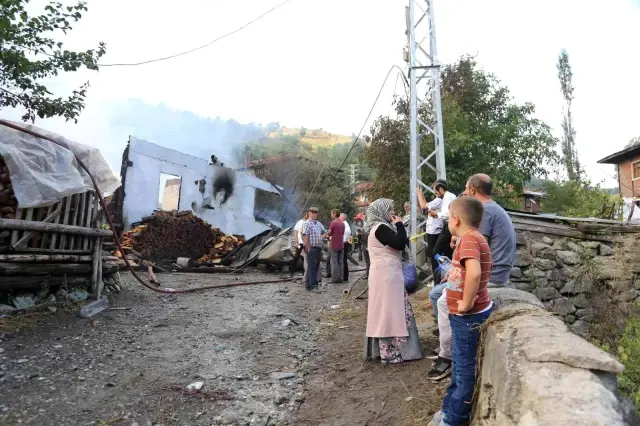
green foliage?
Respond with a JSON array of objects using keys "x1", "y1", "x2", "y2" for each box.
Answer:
[
  {"x1": 0, "y1": 0, "x2": 106, "y2": 122},
  {"x1": 617, "y1": 315, "x2": 640, "y2": 411},
  {"x1": 365, "y1": 57, "x2": 559, "y2": 206},
  {"x1": 541, "y1": 180, "x2": 623, "y2": 219}
]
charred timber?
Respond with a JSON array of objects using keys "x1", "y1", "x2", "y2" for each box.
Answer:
[
  {"x1": 0, "y1": 261, "x2": 118, "y2": 276},
  {"x1": 0, "y1": 218, "x2": 112, "y2": 237}
]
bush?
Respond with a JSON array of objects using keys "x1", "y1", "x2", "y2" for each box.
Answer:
[
  {"x1": 617, "y1": 315, "x2": 640, "y2": 410},
  {"x1": 542, "y1": 180, "x2": 623, "y2": 219}
]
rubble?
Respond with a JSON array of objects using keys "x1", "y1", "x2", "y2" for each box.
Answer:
[{"x1": 196, "y1": 230, "x2": 245, "y2": 266}]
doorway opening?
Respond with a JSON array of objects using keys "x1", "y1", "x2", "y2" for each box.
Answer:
[{"x1": 158, "y1": 173, "x2": 182, "y2": 211}]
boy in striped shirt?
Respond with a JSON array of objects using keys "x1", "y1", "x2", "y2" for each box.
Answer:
[{"x1": 438, "y1": 197, "x2": 493, "y2": 426}]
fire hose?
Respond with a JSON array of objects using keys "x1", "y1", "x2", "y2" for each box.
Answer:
[{"x1": 0, "y1": 119, "x2": 296, "y2": 294}]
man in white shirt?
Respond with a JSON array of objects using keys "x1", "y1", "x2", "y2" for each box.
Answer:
[
  {"x1": 340, "y1": 213, "x2": 352, "y2": 282},
  {"x1": 417, "y1": 180, "x2": 456, "y2": 283},
  {"x1": 290, "y1": 212, "x2": 308, "y2": 276},
  {"x1": 429, "y1": 180, "x2": 456, "y2": 273}
]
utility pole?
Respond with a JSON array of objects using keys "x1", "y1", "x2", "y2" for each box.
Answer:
[
  {"x1": 406, "y1": 0, "x2": 446, "y2": 276},
  {"x1": 349, "y1": 164, "x2": 359, "y2": 197}
]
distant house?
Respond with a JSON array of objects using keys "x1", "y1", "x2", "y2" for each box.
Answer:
[
  {"x1": 354, "y1": 182, "x2": 374, "y2": 210},
  {"x1": 598, "y1": 144, "x2": 640, "y2": 221},
  {"x1": 519, "y1": 190, "x2": 544, "y2": 213}
]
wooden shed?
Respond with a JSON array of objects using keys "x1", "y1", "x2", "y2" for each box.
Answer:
[{"x1": 0, "y1": 121, "x2": 120, "y2": 307}]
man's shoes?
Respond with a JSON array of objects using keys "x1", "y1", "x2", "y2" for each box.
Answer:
[
  {"x1": 427, "y1": 348, "x2": 440, "y2": 360},
  {"x1": 427, "y1": 357, "x2": 452, "y2": 382}
]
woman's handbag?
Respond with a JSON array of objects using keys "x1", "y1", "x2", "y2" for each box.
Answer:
[{"x1": 403, "y1": 261, "x2": 418, "y2": 294}]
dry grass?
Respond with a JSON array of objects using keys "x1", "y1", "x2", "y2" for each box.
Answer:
[
  {"x1": 319, "y1": 295, "x2": 363, "y2": 339},
  {"x1": 267, "y1": 127, "x2": 352, "y2": 147},
  {"x1": 411, "y1": 287, "x2": 433, "y2": 325}
]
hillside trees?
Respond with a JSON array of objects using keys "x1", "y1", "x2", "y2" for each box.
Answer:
[
  {"x1": 364, "y1": 57, "x2": 558, "y2": 206},
  {"x1": 0, "y1": 0, "x2": 106, "y2": 122},
  {"x1": 240, "y1": 135, "x2": 364, "y2": 223},
  {"x1": 557, "y1": 49, "x2": 581, "y2": 181}
]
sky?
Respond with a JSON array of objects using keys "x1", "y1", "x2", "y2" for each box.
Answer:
[{"x1": 3, "y1": 0, "x2": 640, "y2": 187}]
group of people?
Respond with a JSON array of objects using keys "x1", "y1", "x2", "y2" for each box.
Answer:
[
  {"x1": 290, "y1": 208, "x2": 353, "y2": 292},
  {"x1": 288, "y1": 173, "x2": 516, "y2": 425},
  {"x1": 363, "y1": 173, "x2": 516, "y2": 426}
]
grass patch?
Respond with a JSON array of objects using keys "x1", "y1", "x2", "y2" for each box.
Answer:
[
  {"x1": 0, "y1": 302, "x2": 78, "y2": 333},
  {"x1": 410, "y1": 287, "x2": 433, "y2": 326},
  {"x1": 319, "y1": 295, "x2": 363, "y2": 340}
]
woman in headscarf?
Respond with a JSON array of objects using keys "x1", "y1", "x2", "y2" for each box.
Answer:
[{"x1": 364, "y1": 198, "x2": 423, "y2": 364}]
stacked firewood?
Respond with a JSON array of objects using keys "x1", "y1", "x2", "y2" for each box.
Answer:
[
  {"x1": 0, "y1": 156, "x2": 17, "y2": 219},
  {"x1": 196, "y1": 229, "x2": 245, "y2": 265},
  {"x1": 0, "y1": 156, "x2": 18, "y2": 249},
  {"x1": 119, "y1": 210, "x2": 216, "y2": 262}
]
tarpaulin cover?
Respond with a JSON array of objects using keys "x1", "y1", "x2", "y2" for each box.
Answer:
[{"x1": 0, "y1": 120, "x2": 120, "y2": 208}]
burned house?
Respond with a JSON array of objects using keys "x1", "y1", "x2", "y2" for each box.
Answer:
[{"x1": 110, "y1": 136, "x2": 282, "y2": 239}]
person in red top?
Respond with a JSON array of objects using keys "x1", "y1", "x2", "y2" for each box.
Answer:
[
  {"x1": 325, "y1": 209, "x2": 345, "y2": 283},
  {"x1": 435, "y1": 197, "x2": 493, "y2": 426}
]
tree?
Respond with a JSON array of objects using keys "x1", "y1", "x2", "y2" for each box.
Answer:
[
  {"x1": 557, "y1": 49, "x2": 581, "y2": 181},
  {"x1": 625, "y1": 136, "x2": 640, "y2": 149},
  {"x1": 0, "y1": 0, "x2": 106, "y2": 122},
  {"x1": 365, "y1": 57, "x2": 559, "y2": 207}
]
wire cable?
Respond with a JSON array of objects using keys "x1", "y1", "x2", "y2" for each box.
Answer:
[
  {"x1": 311, "y1": 65, "x2": 403, "y2": 205},
  {"x1": 99, "y1": 0, "x2": 295, "y2": 67}
]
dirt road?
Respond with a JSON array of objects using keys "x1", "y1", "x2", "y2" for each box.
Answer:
[{"x1": 0, "y1": 270, "x2": 444, "y2": 426}]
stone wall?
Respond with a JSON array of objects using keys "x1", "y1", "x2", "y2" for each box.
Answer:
[
  {"x1": 510, "y1": 231, "x2": 639, "y2": 336},
  {"x1": 472, "y1": 288, "x2": 638, "y2": 426}
]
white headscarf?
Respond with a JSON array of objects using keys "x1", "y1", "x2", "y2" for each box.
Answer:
[{"x1": 364, "y1": 198, "x2": 395, "y2": 235}]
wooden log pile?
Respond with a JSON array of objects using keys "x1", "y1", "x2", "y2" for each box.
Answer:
[
  {"x1": 118, "y1": 210, "x2": 216, "y2": 262},
  {"x1": 196, "y1": 229, "x2": 245, "y2": 265},
  {"x1": 0, "y1": 155, "x2": 18, "y2": 248}
]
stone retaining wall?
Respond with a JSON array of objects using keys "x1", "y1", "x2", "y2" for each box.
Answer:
[
  {"x1": 510, "y1": 232, "x2": 639, "y2": 336},
  {"x1": 472, "y1": 288, "x2": 638, "y2": 426}
]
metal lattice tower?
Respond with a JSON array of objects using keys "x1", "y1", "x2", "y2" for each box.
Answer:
[{"x1": 405, "y1": 0, "x2": 446, "y2": 272}]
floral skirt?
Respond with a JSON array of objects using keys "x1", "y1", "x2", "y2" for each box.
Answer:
[{"x1": 365, "y1": 290, "x2": 423, "y2": 364}]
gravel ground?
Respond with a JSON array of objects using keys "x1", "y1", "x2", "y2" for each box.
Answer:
[{"x1": 0, "y1": 269, "x2": 444, "y2": 426}]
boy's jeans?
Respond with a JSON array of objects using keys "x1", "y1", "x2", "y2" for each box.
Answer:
[
  {"x1": 437, "y1": 282, "x2": 510, "y2": 360},
  {"x1": 442, "y1": 307, "x2": 492, "y2": 426}
]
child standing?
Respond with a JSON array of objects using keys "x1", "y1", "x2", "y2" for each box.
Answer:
[{"x1": 437, "y1": 197, "x2": 493, "y2": 426}]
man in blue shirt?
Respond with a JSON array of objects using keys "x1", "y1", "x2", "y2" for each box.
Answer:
[{"x1": 465, "y1": 174, "x2": 516, "y2": 287}]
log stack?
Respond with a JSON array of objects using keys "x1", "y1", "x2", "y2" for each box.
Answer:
[
  {"x1": 119, "y1": 210, "x2": 216, "y2": 262},
  {"x1": 196, "y1": 229, "x2": 245, "y2": 265},
  {"x1": 0, "y1": 156, "x2": 18, "y2": 249}
]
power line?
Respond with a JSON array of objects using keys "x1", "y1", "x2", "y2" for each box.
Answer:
[
  {"x1": 310, "y1": 65, "x2": 403, "y2": 206},
  {"x1": 99, "y1": 0, "x2": 295, "y2": 67}
]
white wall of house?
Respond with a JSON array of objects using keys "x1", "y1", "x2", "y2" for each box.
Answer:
[{"x1": 122, "y1": 136, "x2": 278, "y2": 238}]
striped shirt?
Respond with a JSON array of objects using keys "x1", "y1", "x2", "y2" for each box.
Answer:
[
  {"x1": 447, "y1": 230, "x2": 492, "y2": 315},
  {"x1": 303, "y1": 220, "x2": 326, "y2": 248}
]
